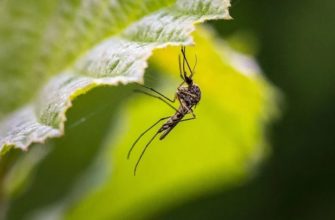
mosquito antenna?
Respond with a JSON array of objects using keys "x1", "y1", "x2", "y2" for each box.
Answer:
[
  {"x1": 191, "y1": 54, "x2": 197, "y2": 77},
  {"x1": 178, "y1": 54, "x2": 184, "y2": 80},
  {"x1": 182, "y1": 49, "x2": 187, "y2": 79},
  {"x1": 128, "y1": 116, "x2": 170, "y2": 159},
  {"x1": 134, "y1": 132, "x2": 160, "y2": 175},
  {"x1": 181, "y1": 46, "x2": 193, "y2": 77}
]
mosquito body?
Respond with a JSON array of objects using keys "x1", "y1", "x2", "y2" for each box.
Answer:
[
  {"x1": 158, "y1": 84, "x2": 201, "y2": 140},
  {"x1": 128, "y1": 46, "x2": 201, "y2": 175}
]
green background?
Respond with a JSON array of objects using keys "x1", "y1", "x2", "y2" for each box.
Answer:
[
  {"x1": 158, "y1": 0, "x2": 335, "y2": 219},
  {"x1": 1, "y1": 0, "x2": 334, "y2": 219}
]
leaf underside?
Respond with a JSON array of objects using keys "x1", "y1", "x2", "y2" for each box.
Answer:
[{"x1": 0, "y1": 0, "x2": 231, "y2": 154}]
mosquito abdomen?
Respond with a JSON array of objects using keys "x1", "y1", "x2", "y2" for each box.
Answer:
[
  {"x1": 159, "y1": 127, "x2": 174, "y2": 140},
  {"x1": 158, "y1": 111, "x2": 184, "y2": 140}
]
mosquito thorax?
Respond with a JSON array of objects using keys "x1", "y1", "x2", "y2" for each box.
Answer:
[
  {"x1": 178, "y1": 83, "x2": 201, "y2": 107},
  {"x1": 189, "y1": 83, "x2": 201, "y2": 103}
]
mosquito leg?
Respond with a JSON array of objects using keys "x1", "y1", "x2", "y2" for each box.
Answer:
[
  {"x1": 180, "y1": 116, "x2": 196, "y2": 122},
  {"x1": 177, "y1": 81, "x2": 185, "y2": 89},
  {"x1": 134, "y1": 114, "x2": 196, "y2": 175},
  {"x1": 134, "y1": 90, "x2": 183, "y2": 114},
  {"x1": 188, "y1": 108, "x2": 196, "y2": 119},
  {"x1": 127, "y1": 116, "x2": 170, "y2": 159},
  {"x1": 133, "y1": 112, "x2": 196, "y2": 175},
  {"x1": 182, "y1": 91, "x2": 198, "y2": 98},
  {"x1": 177, "y1": 96, "x2": 196, "y2": 118},
  {"x1": 192, "y1": 54, "x2": 197, "y2": 76},
  {"x1": 134, "y1": 90, "x2": 178, "y2": 112},
  {"x1": 186, "y1": 106, "x2": 196, "y2": 118},
  {"x1": 182, "y1": 49, "x2": 187, "y2": 78},
  {"x1": 134, "y1": 131, "x2": 160, "y2": 176},
  {"x1": 138, "y1": 84, "x2": 176, "y2": 103},
  {"x1": 184, "y1": 109, "x2": 196, "y2": 120},
  {"x1": 178, "y1": 54, "x2": 184, "y2": 81}
]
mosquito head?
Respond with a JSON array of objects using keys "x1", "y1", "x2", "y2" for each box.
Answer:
[{"x1": 185, "y1": 75, "x2": 193, "y2": 86}]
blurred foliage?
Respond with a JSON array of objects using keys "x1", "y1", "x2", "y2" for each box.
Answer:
[
  {"x1": 155, "y1": 0, "x2": 335, "y2": 219},
  {"x1": 4, "y1": 0, "x2": 331, "y2": 219}
]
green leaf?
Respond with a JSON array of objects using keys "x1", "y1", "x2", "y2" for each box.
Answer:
[
  {"x1": 0, "y1": 1, "x2": 279, "y2": 219},
  {"x1": 0, "y1": 0, "x2": 231, "y2": 154},
  {"x1": 63, "y1": 27, "x2": 278, "y2": 220}
]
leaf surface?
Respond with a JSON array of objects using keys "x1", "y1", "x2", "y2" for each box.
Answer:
[{"x1": 0, "y1": 0, "x2": 231, "y2": 154}]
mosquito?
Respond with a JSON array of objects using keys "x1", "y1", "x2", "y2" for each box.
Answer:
[{"x1": 127, "y1": 46, "x2": 201, "y2": 175}]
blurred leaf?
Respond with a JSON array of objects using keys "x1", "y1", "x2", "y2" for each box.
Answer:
[
  {"x1": 65, "y1": 26, "x2": 278, "y2": 220},
  {"x1": 5, "y1": 86, "x2": 134, "y2": 220},
  {"x1": 0, "y1": 0, "x2": 231, "y2": 154}
]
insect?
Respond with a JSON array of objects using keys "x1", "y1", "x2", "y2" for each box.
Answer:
[{"x1": 127, "y1": 46, "x2": 201, "y2": 175}]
